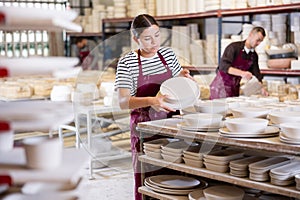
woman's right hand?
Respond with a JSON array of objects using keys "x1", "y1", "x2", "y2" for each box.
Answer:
[
  {"x1": 151, "y1": 92, "x2": 176, "y2": 112},
  {"x1": 241, "y1": 71, "x2": 253, "y2": 80}
]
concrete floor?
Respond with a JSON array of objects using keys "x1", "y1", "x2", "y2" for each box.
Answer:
[{"x1": 77, "y1": 157, "x2": 134, "y2": 200}]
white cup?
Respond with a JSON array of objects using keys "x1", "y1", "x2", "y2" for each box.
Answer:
[
  {"x1": 23, "y1": 136, "x2": 63, "y2": 170},
  {"x1": 0, "y1": 121, "x2": 14, "y2": 152}
]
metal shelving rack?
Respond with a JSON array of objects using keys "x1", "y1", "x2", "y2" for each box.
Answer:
[{"x1": 101, "y1": 3, "x2": 300, "y2": 76}]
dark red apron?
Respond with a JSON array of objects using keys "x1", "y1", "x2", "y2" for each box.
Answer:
[
  {"x1": 79, "y1": 51, "x2": 93, "y2": 70},
  {"x1": 130, "y1": 49, "x2": 173, "y2": 200},
  {"x1": 210, "y1": 49, "x2": 254, "y2": 99}
]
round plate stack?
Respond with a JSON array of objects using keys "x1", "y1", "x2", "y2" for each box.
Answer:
[{"x1": 144, "y1": 175, "x2": 207, "y2": 196}]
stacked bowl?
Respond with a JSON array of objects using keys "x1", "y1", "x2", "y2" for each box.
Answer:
[
  {"x1": 161, "y1": 140, "x2": 198, "y2": 163},
  {"x1": 143, "y1": 138, "x2": 178, "y2": 159},
  {"x1": 280, "y1": 122, "x2": 300, "y2": 144},
  {"x1": 231, "y1": 107, "x2": 270, "y2": 118},
  {"x1": 183, "y1": 146, "x2": 203, "y2": 168},
  {"x1": 268, "y1": 111, "x2": 300, "y2": 125}
]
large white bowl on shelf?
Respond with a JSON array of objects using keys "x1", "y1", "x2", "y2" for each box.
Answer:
[
  {"x1": 280, "y1": 122, "x2": 300, "y2": 139},
  {"x1": 225, "y1": 118, "x2": 269, "y2": 133},
  {"x1": 182, "y1": 113, "x2": 223, "y2": 128},
  {"x1": 194, "y1": 101, "x2": 228, "y2": 116},
  {"x1": 231, "y1": 107, "x2": 270, "y2": 118},
  {"x1": 268, "y1": 111, "x2": 300, "y2": 124}
]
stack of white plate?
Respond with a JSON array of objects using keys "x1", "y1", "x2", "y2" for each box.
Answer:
[
  {"x1": 229, "y1": 156, "x2": 267, "y2": 177},
  {"x1": 113, "y1": 0, "x2": 127, "y2": 18},
  {"x1": 235, "y1": 0, "x2": 247, "y2": 8},
  {"x1": 161, "y1": 140, "x2": 196, "y2": 163},
  {"x1": 269, "y1": 160, "x2": 300, "y2": 186},
  {"x1": 271, "y1": 14, "x2": 287, "y2": 46},
  {"x1": 143, "y1": 138, "x2": 178, "y2": 159},
  {"x1": 248, "y1": 157, "x2": 291, "y2": 182},
  {"x1": 183, "y1": 145, "x2": 204, "y2": 168},
  {"x1": 144, "y1": 175, "x2": 208, "y2": 196},
  {"x1": 205, "y1": 34, "x2": 218, "y2": 65},
  {"x1": 279, "y1": 122, "x2": 300, "y2": 145},
  {"x1": 203, "y1": 149, "x2": 244, "y2": 173},
  {"x1": 160, "y1": 77, "x2": 200, "y2": 110}
]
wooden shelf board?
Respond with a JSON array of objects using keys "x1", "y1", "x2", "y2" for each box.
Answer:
[{"x1": 139, "y1": 155, "x2": 300, "y2": 199}]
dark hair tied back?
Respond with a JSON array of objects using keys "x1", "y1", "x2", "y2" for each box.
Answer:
[{"x1": 131, "y1": 14, "x2": 159, "y2": 38}]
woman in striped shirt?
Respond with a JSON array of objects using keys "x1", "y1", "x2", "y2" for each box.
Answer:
[{"x1": 115, "y1": 14, "x2": 192, "y2": 200}]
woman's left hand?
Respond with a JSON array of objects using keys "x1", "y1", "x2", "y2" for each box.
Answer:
[{"x1": 179, "y1": 68, "x2": 195, "y2": 81}]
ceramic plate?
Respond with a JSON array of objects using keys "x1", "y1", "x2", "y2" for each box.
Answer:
[
  {"x1": 148, "y1": 175, "x2": 201, "y2": 189},
  {"x1": 218, "y1": 126, "x2": 279, "y2": 138},
  {"x1": 279, "y1": 133, "x2": 300, "y2": 145},
  {"x1": 177, "y1": 122, "x2": 220, "y2": 132},
  {"x1": 188, "y1": 190, "x2": 206, "y2": 200}
]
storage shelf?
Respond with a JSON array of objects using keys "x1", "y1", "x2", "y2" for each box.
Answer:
[
  {"x1": 66, "y1": 32, "x2": 103, "y2": 37},
  {"x1": 261, "y1": 69, "x2": 300, "y2": 76},
  {"x1": 137, "y1": 121, "x2": 300, "y2": 156},
  {"x1": 103, "y1": 3, "x2": 300, "y2": 24},
  {"x1": 139, "y1": 155, "x2": 300, "y2": 199}
]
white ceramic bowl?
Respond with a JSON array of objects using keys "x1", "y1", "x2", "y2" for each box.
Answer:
[
  {"x1": 268, "y1": 111, "x2": 300, "y2": 124},
  {"x1": 231, "y1": 107, "x2": 270, "y2": 118},
  {"x1": 225, "y1": 118, "x2": 269, "y2": 133},
  {"x1": 203, "y1": 185, "x2": 245, "y2": 200},
  {"x1": 280, "y1": 122, "x2": 300, "y2": 139},
  {"x1": 23, "y1": 136, "x2": 63, "y2": 170},
  {"x1": 194, "y1": 101, "x2": 228, "y2": 116},
  {"x1": 182, "y1": 113, "x2": 223, "y2": 128}
]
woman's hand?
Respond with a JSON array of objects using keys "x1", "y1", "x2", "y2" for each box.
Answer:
[
  {"x1": 261, "y1": 87, "x2": 269, "y2": 96},
  {"x1": 179, "y1": 68, "x2": 195, "y2": 81},
  {"x1": 151, "y1": 92, "x2": 176, "y2": 112},
  {"x1": 241, "y1": 71, "x2": 253, "y2": 80}
]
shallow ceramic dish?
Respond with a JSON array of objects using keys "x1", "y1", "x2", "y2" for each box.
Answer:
[
  {"x1": 225, "y1": 118, "x2": 269, "y2": 133},
  {"x1": 144, "y1": 150, "x2": 162, "y2": 159},
  {"x1": 267, "y1": 57, "x2": 296, "y2": 69},
  {"x1": 161, "y1": 141, "x2": 198, "y2": 154},
  {"x1": 231, "y1": 107, "x2": 270, "y2": 118},
  {"x1": 204, "y1": 162, "x2": 229, "y2": 173},
  {"x1": 161, "y1": 153, "x2": 182, "y2": 163},
  {"x1": 203, "y1": 149, "x2": 244, "y2": 162},
  {"x1": 249, "y1": 157, "x2": 291, "y2": 173},
  {"x1": 280, "y1": 122, "x2": 300, "y2": 139},
  {"x1": 268, "y1": 111, "x2": 300, "y2": 124},
  {"x1": 188, "y1": 190, "x2": 206, "y2": 200},
  {"x1": 143, "y1": 138, "x2": 176, "y2": 149},
  {"x1": 183, "y1": 157, "x2": 203, "y2": 168},
  {"x1": 219, "y1": 126, "x2": 279, "y2": 138},
  {"x1": 203, "y1": 185, "x2": 244, "y2": 200},
  {"x1": 182, "y1": 113, "x2": 223, "y2": 128}
]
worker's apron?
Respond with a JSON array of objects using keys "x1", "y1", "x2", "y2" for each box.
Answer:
[
  {"x1": 130, "y1": 49, "x2": 174, "y2": 200},
  {"x1": 210, "y1": 49, "x2": 254, "y2": 99}
]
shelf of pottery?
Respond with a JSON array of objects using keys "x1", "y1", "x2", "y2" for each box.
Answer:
[
  {"x1": 0, "y1": 6, "x2": 91, "y2": 199},
  {"x1": 98, "y1": 2, "x2": 300, "y2": 77},
  {"x1": 136, "y1": 97, "x2": 300, "y2": 199}
]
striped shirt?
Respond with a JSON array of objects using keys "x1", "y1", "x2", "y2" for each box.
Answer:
[{"x1": 115, "y1": 46, "x2": 182, "y2": 96}]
